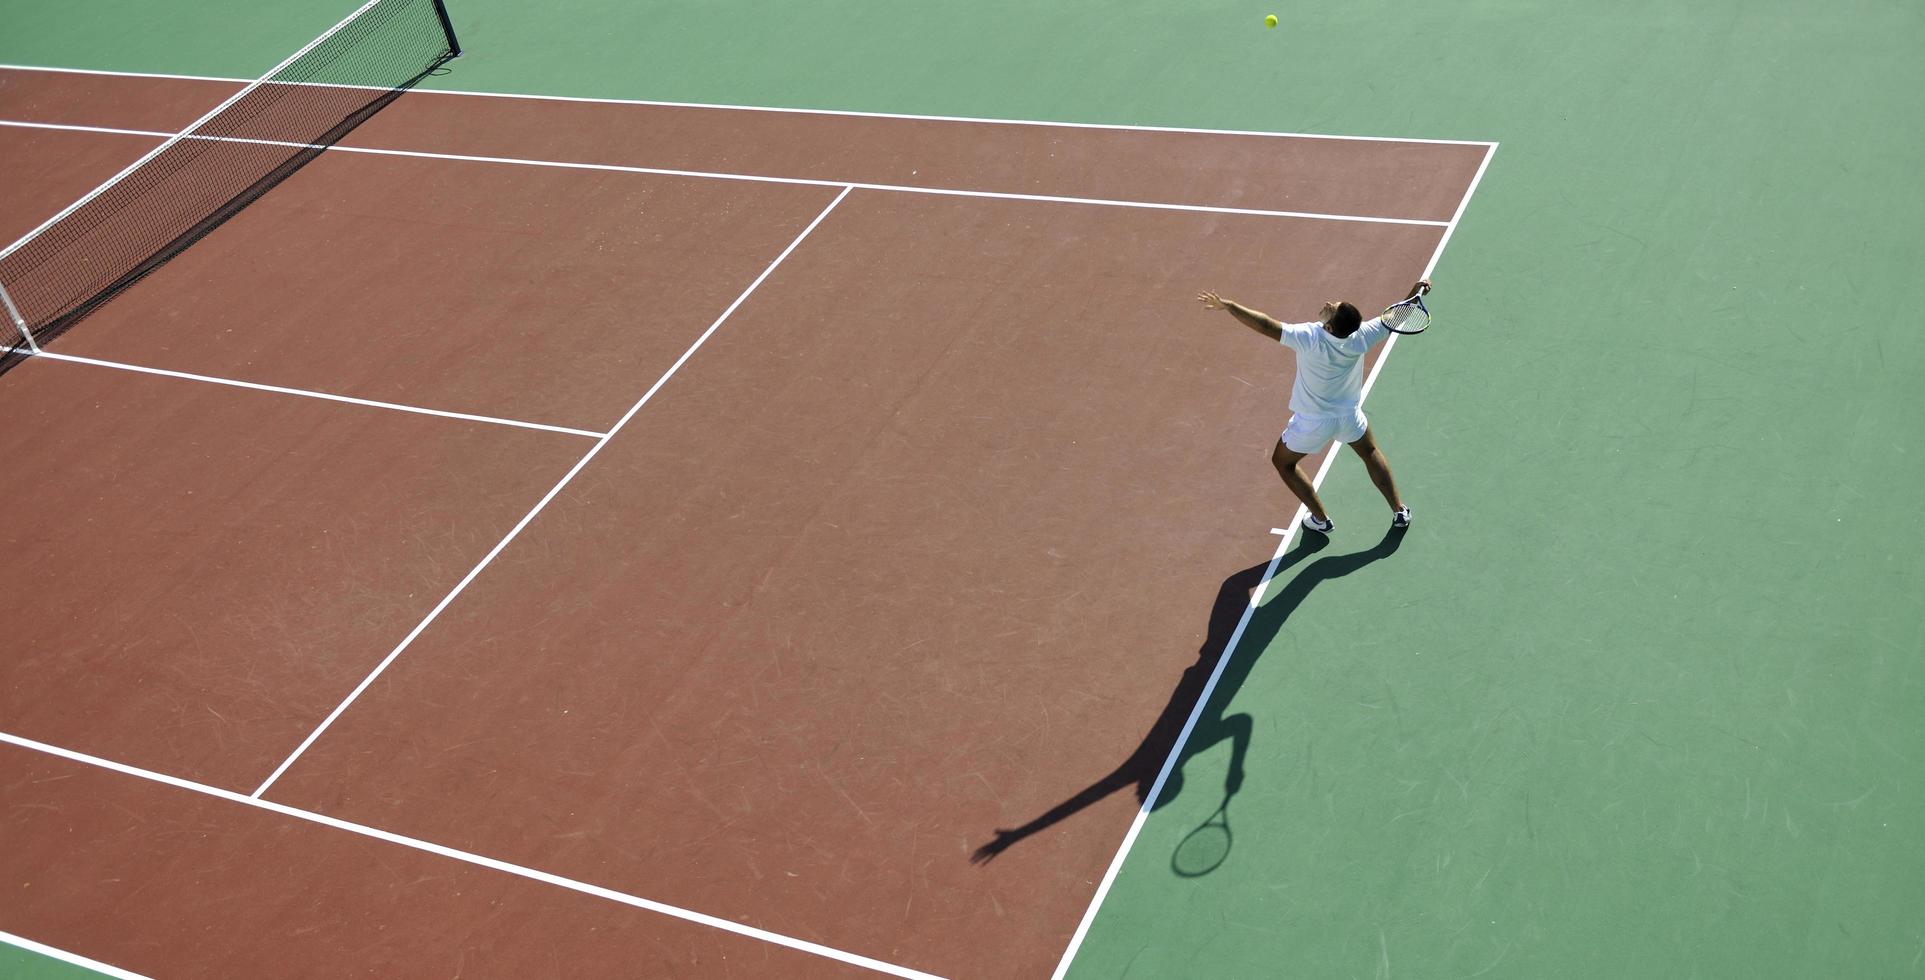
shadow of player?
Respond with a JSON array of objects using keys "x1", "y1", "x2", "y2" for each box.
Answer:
[{"x1": 971, "y1": 524, "x2": 1406, "y2": 865}]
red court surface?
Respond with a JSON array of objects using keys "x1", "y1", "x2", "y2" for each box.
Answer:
[
  {"x1": 20, "y1": 126, "x2": 842, "y2": 430},
  {"x1": 0, "y1": 360, "x2": 586, "y2": 790},
  {"x1": 0, "y1": 66, "x2": 1491, "y2": 978}
]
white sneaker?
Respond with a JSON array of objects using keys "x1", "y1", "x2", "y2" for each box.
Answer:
[
  {"x1": 1392, "y1": 507, "x2": 1411, "y2": 529},
  {"x1": 1301, "y1": 512, "x2": 1334, "y2": 534}
]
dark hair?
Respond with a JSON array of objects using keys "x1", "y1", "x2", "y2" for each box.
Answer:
[{"x1": 1327, "y1": 301, "x2": 1362, "y2": 338}]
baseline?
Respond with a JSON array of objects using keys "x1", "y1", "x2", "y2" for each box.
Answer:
[{"x1": 1051, "y1": 140, "x2": 1499, "y2": 979}]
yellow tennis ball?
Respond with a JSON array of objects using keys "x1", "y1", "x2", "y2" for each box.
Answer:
[{"x1": 1265, "y1": 13, "x2": 1278, "y2": 27}]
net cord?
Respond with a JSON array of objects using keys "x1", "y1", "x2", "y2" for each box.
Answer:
[{"x1": 0, "y1": 0, "x2": 387, "y2": 266}]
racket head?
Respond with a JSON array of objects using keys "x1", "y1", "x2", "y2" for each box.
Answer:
[
  {"x1": 1381, "y1": 293, "x2": 1431, "y2": 334},
  {"x1": 1170, "y1": 802, "x2": 1233, "y2": 877}
]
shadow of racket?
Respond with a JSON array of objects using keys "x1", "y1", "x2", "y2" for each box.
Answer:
[{"x1": 1170, "y1": 796, "x2": 1233, "y2": 877}]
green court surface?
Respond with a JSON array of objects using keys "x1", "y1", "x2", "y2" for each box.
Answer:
[
  {"x1": 0, "y1": 937, "x2": 123, "y2": 980},
  {"x1": 3, "y1": 0, "x2": 1920, "y2": 977}
]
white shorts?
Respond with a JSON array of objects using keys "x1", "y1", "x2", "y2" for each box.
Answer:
[{"x1": 1281, "y1": 409, "x2": 1368, "y2": 453}]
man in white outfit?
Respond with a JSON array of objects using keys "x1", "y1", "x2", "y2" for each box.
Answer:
[{"x1": 1196, "y1": 280, "x2": 1427, "y2": 534}]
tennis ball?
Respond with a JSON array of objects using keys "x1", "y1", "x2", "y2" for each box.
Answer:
[{"x1": 1265, "y1": 13, "x2": 1278, "y2": 27}]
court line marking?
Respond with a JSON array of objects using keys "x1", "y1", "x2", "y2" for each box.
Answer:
[
  {"x1": 0, "y1": 63, "x2": 1498, "y2": 148},
  {"x1": 251, "y1": 184, "x2": 853, "y2": 798},
  {"x1": 1, "y1": 348, "x2": 604, "y2": 438},
  {"x1": 2, "y1": 198, "x2": 910, "y2": 979},
  {"x1": 0, "y1": 731, "x2": 943, "y2": 980},
  {"x1": 1050, "y1": 140, "x2": 1499, "y2": 980},
  {"x1": 0, "y1": 930, "x2": 152, "y2": 980},
  {"x1": 0, "y1": 119, "x2": 1453, "y2": 227},
  {"x1": 0, "y1": 61, "x2": 1498, "y2": 966}
]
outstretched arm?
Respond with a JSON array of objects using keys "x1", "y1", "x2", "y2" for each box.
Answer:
[{"x1": 1197, "y1": 291, "x2": 1282, "y2": 342}]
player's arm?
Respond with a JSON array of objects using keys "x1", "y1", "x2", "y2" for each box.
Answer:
[
  {"x1": 1196, "y1": 291, "x2": 1282, "y2": 341},
  {"x1": 1404, "y1": 278, "x2": 1432, "y2": 301}
]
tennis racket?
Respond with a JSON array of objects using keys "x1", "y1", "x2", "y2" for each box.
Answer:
[
  {"x1": 1170, "y1": 798, "x2": 1233, "y2": 877},
  {"x1": 1381, "y1": 285, "x2": 1432, "y2": 335}
]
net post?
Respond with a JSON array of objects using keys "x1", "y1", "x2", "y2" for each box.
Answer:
[
  {"x1": 0, "y1": 279, "x2": 37, "y2": 354},
  {"x1": 429, "y1": 0, "x2": 462, "y2": 57}
]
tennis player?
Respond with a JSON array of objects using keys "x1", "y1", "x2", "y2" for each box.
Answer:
[{"x1": 1196, "y1": 280, "x2": 1428, "y2": 533}]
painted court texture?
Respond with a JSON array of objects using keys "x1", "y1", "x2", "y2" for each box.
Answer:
[
  {"x1": 1, "y1": 62, "x2": 1486, "y2": 977},
  {"x1": 6, "y1": 0, "x2": 1924, "y2": 977}
]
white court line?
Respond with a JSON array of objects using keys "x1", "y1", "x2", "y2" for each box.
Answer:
[
  {"x1": 1049, "y1": 140, "x2": 1499, "y2": 980},
  {"x1": 0, "y1": 63, "x2": 1499, "y2": 148},
  {"x1": 0, "y1": 731, "x2": 943, "y2": 980},
  {"x1": 0, "y1": 930, "x2": 152, "y2": 980},
  {"x1": 0, "y1": 119, "x2": 1452, "y2": 227},
  {"x1": 20, "y1": 349, "x2": 604, "y2": 438},
  {"x1": 3, "y1": 56, "x2": 1499, "y2": 968},
  {"x1": 251, "y1": 185, "x2": 853, "y2": 798},
  {"x1": 1426, "y1": 138, "x2": 1500, "y2": 275}
]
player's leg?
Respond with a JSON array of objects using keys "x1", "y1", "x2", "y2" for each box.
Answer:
[
  {"x1": 1270, "y1": 438, "x2": 1331, "y2": 528},
  {"x1": 1345, "y1": 425, "x2": 1409, "y2": 523}
]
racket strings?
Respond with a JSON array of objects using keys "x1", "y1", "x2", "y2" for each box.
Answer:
[{"x1": 1383, "y1": 300, "x2": 1429, "y2": 333}]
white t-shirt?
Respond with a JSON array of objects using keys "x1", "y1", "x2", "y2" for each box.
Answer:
[{"x1": 1277, "y1": 317, "x2": 1391, "y2": 417}]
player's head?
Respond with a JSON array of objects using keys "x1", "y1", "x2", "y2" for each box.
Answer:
[{"x1": 1319, "y1": 301, "x2": 1362, "y2": 338}]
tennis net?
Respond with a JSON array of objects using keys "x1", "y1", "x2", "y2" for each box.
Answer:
[{"x1": 0, "y1": 0, "x2": 460, "y2": 371}]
